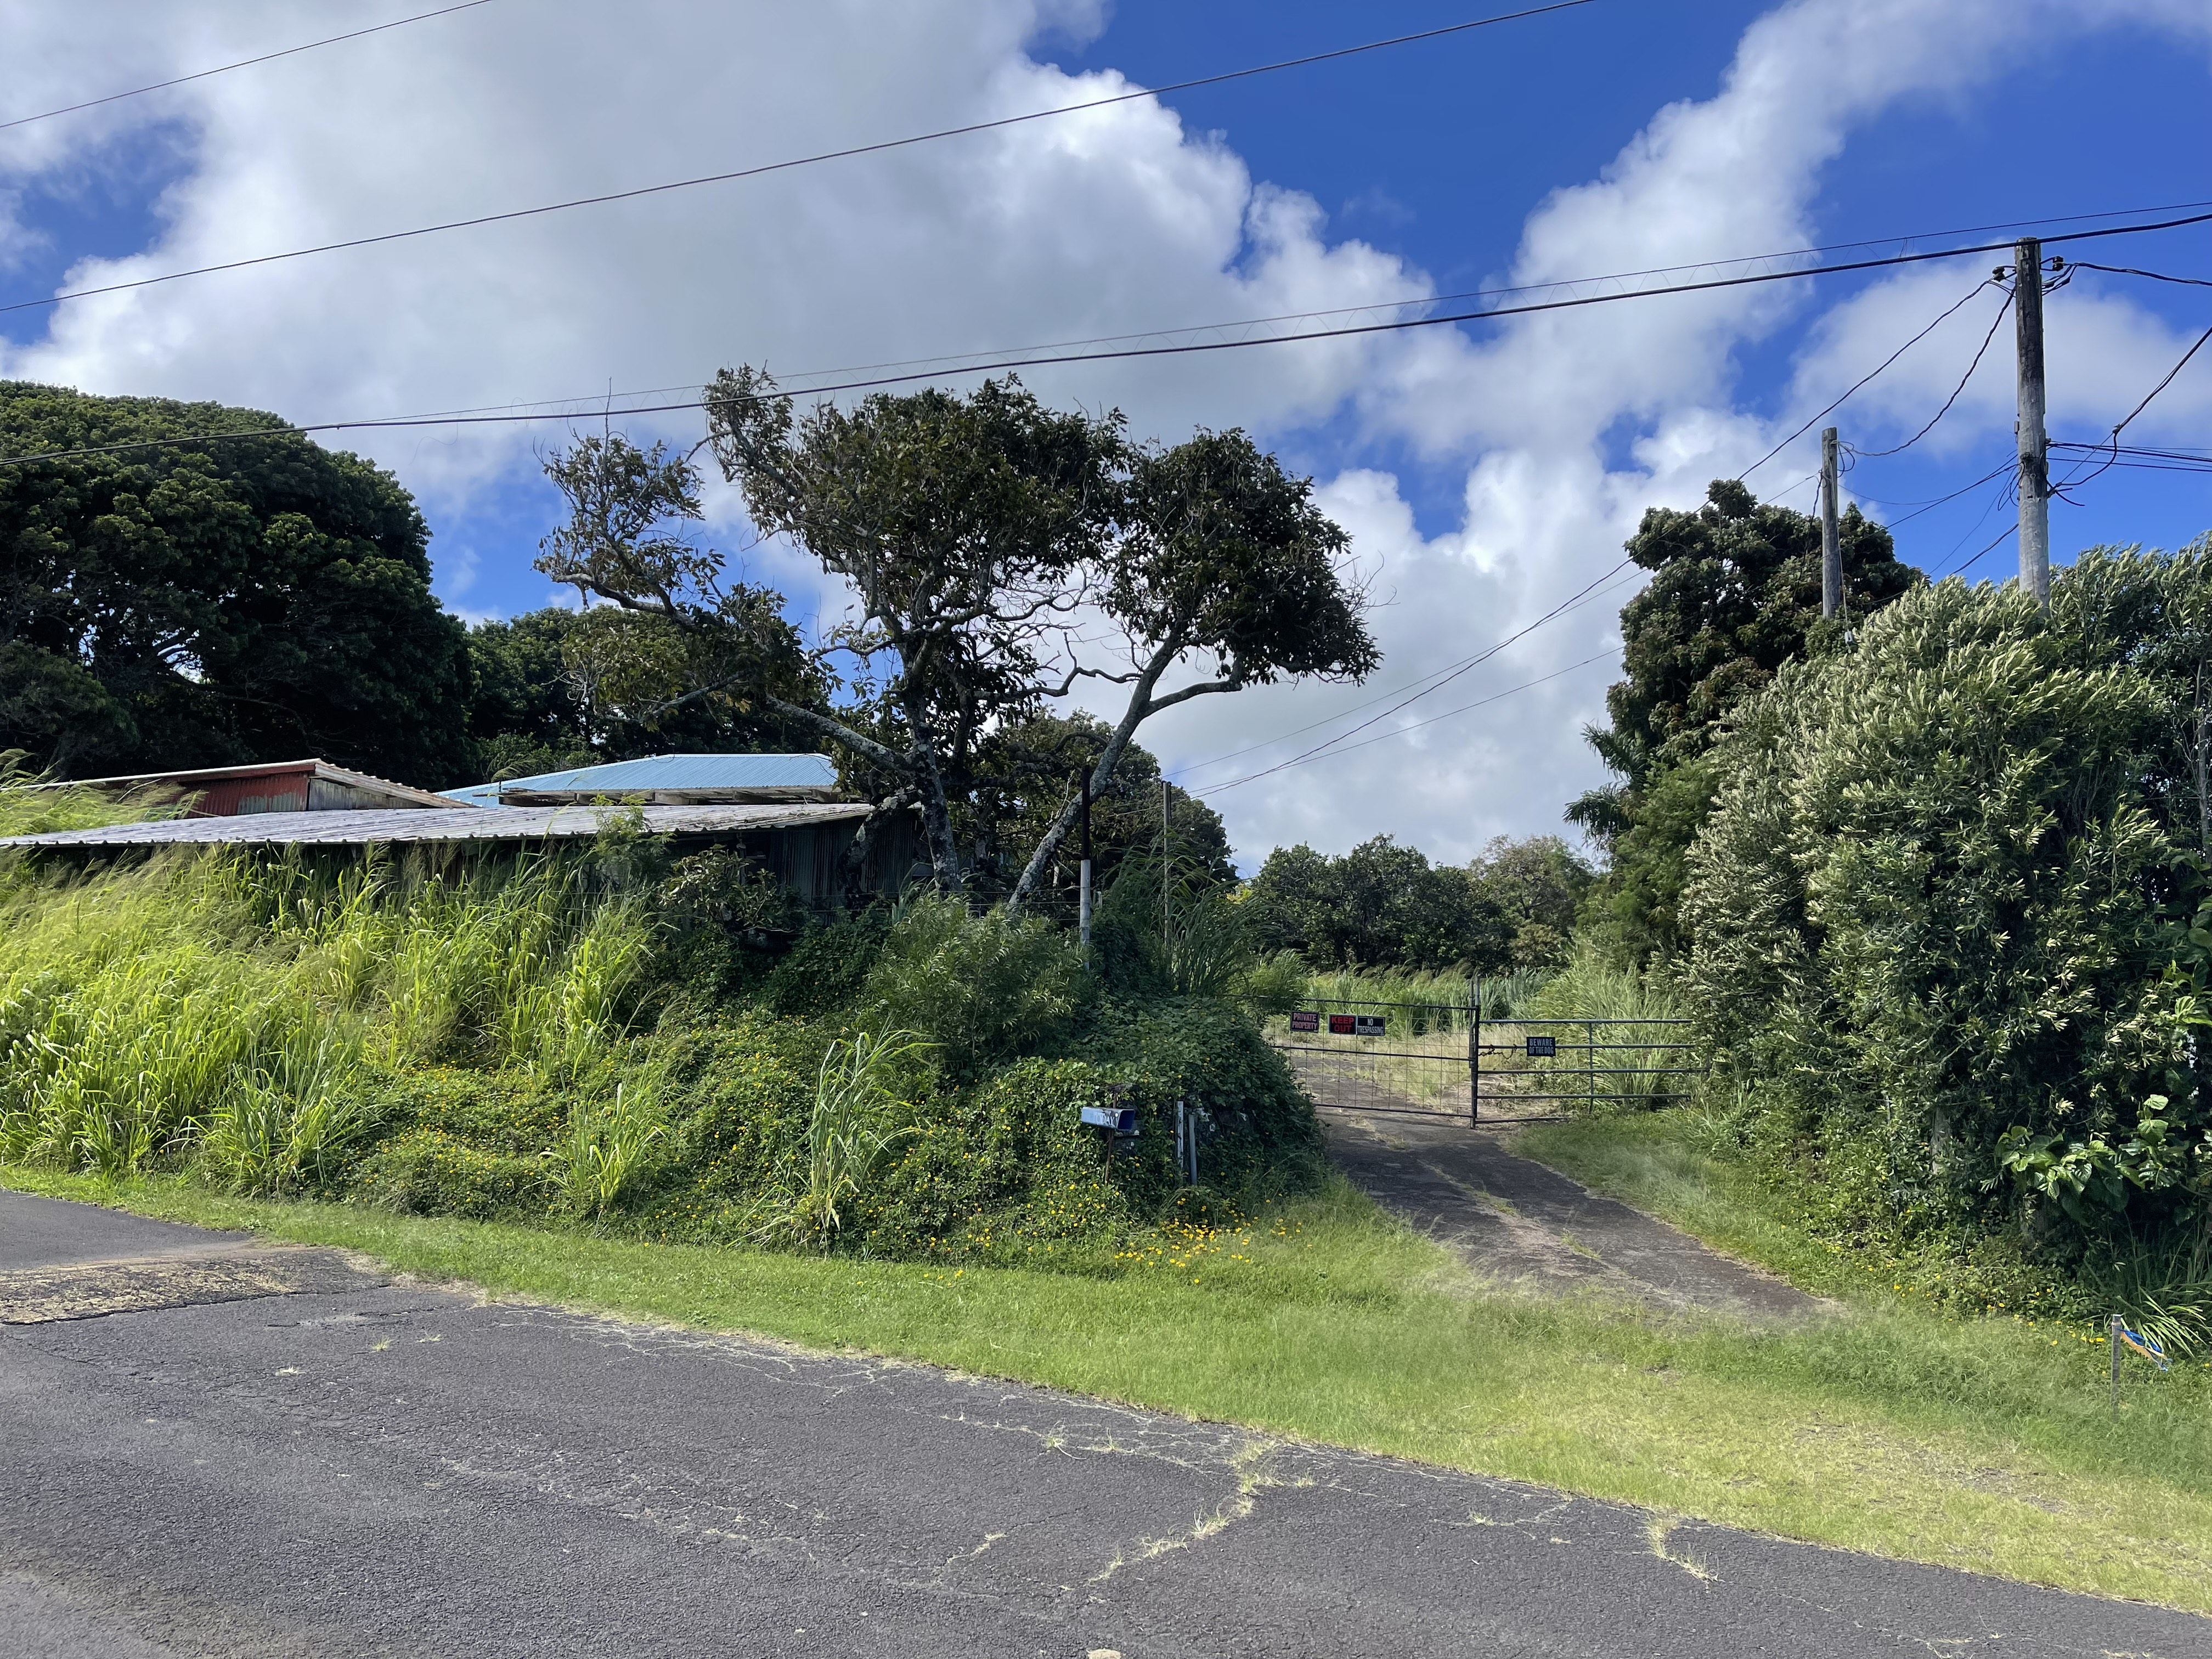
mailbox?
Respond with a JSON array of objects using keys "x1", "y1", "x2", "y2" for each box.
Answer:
[{"x1": 1080, "y1": 1105, "x2": 1138, "y2": 1134}]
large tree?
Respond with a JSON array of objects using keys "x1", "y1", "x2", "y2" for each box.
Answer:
[
  {"x1": 541, "y1": 373, "x2": 1376, "y2": 894},
  {"x1": 960, "y1": 712, "x2": 1232, "y2": 904},
  {"x1": 465, "y1": 605, "x2": 810, "y2": 780},
  {"x1": 0, "y1": 383, "x2": 472, "y2": 785},
  {"x1": 1003, "y1": 427, "x2": 1379, "y2": 910},
  {"x1": 1569, "y1": 477, "x2": 1918, "y2": 844},
  {"x1": 1243, "y1": 836, "x2": 1511, "y2": 973},
  {"x1": 1569, "y1": 478, "x2": 1920, "y2": 966},
  {"x1": 1466, "y1": 834, "x2": 1595, "y2": 973},
  {"x1": 700, "y1": 370, "x2": 1126, "y2": 887}
]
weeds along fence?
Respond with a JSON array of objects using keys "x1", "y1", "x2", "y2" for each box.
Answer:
[{"x1": 0, "y1": 845, "x2": 652, "y2": 1184}]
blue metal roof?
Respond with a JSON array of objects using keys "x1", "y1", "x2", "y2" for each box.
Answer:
[{"x1": 440, "y1": 753, "x2": 838, "y2": 806}]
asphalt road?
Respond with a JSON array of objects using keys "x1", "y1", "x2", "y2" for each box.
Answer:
[{"x1": 2, "y1": 1189, "x2": 2204, "y2": 1658}]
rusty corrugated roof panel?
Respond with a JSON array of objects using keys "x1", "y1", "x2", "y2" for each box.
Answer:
[{"x1": 21, "y1": 759, "x2": 461, "y2": 814}]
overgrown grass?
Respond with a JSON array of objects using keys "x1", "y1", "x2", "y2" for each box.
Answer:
[
  {"x1": 0, "y1": 766, "x2": 174, "y2": 839},
  {"x1": 10, "y1": 1161, "x2": 2211, "y2": 1612},
  {"x1": 1302, "y1": 966, "x2": 1551, "y2": 1025},
  {"x1": 0, "y1": 849, "x2": 649, "y2": 1182}
]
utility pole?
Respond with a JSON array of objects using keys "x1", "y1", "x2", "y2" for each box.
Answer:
[
  {"x1": 1077, "y1": 769, "x2": 1093, "y2": 956},
  {"x1": 2014, "y1": 236, "x2": 2051, "y2": 609},
  {"x1": 1819, "y1": 426, "x2": 1842, "y2": 620}
]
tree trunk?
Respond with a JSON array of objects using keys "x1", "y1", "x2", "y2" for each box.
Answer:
[
  {"x1": 1005, "y1": 641, "x2": 1178, "y2": 915},
  {"x1": 901, "y1": 686, "x2": 964, "y2": 891}
]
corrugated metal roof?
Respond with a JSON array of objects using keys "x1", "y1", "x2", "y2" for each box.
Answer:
[
  {"x1": 439, "y1": 752, "x2": 839, "y2": 806},
  {"x1": 22, "y1": 759, "x2": 460, "y2": 811},
  {"x1": 0, "y1": 802, "x2": 873, "y2": 851}
]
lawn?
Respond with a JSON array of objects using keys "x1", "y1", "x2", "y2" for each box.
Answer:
[{"x1": 7, "y1": 1156, "x2": 2210, "y2": 1614}]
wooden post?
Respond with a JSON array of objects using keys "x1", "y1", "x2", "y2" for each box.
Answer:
[
  {"x1": 2111, "y1": 1315, "x2": 2126, "y2": 1418},
  {"x1": 2015, "y1": 237, "x2": 2051, "y2": 608},
  {"x1": 1819, "y1": 426, "x2": 1842, "y2": 619}
]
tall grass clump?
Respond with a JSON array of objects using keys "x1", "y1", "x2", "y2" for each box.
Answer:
[
  {"x1": 1298, "y1": 966, "x2": 1553, "y2": 1030},
  {"x1": 0, "y1": 754, "x2": 177, "y2": 845},
  {"x1": 0, "y1": 847, "x2": 654, "y2": 1180},
  {"x1": 755, "y1": 1030, "x2": 928, "y2": 1249},
  {"x1": 1528, "y1": 944, "x2": 1686, "y2": 1112}
]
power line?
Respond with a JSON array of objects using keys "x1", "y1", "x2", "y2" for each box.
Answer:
[
  {"x1": 13, "y1": 212, "x2": 2212, "y2": 471},
  {"x1": 1169, "y1": 562, "x2": 1640, "y2": 780},
  {"x1": 1879, "y1": 457, "x2": 2018, "y2": 529},
  {"x1": 1844, "y1": 287, "x2": 2015, "y2": 461},
  {"x1": 2051, "y1": 319, "x2": 2212, "y2": 495},
  {"x1": 244, "y1": 200, "x2": 2212, "y2": 433},
  {"x1": 1191, "y1": 560, "x2": 1633, "y2": 796},
  {"x1": 1194, "y1": 651, "x2": 1618, "y2": 795},
  {"x1": 0, "y1": 1, "x2": 501, "y2": 134},
  {"x1": 0, "y1": 1, "x2": 1596, "y2": 321},
  {"x1": 1928, "y1": 471, "x2": 2019, "y2": 579},
  {"x1": 2066, "y1": 262, "x2": 2212, "y2": 290},
  {"x1": 1738, "y1": 278, "x2": 1997, "y2": 480},
  {"x1": 1952, "y1": 521, "x2": 2018, "y2": 579}
]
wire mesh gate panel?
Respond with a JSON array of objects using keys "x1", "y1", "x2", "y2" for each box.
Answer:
[{"x1": 1263, "y1": 998, "x2": 1700, "y2": 1125}]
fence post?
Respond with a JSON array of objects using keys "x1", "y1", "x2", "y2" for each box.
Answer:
[
  {"x1": 1469, "y1": 980, "x2": 1481, "y2": 1126},
  {"x1": 1587, "y1": 1018, "x2": 1598, "y2": 1115}
]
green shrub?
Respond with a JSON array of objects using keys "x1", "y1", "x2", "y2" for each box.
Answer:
[
  {"x1": 860, "y1": 895, "x2": 1084, "y2": 1076},
  {"x1": 757, "y1": 909, "x2": 891, "y2": 1018},
  {"x1": 1235, "y1": 951, "x2": 1309, "y2": 1017},
  {"x1": 858, "y1": 1058, "x2": 1137, "y2": 1262},
  {"x1": 349, "y1": 1129, "x2": 550, "y2": 1219},
  {"x1": 1680, "y1": 566, "x2": 2210, "y2": 1261}
]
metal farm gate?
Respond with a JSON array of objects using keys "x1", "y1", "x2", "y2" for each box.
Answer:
[{"x1": 1263, "y1": 996, "x2": 1701, "y2": 1125}]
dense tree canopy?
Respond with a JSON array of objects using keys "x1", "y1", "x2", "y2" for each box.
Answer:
[
  {"x1": 1007, "y1": 426, "x2": 1379, "y2": 910},
  {"x1": 960, "y1": 713, "x2": 1230, "y2": 907},
  {"x1": 543, "y1": 374, "x2": 1375, "y2": 893},
  {"x1": 1242, "y1": 837, "x2": 1509, "y2": 973},
  {"x1": 1570, "y1": 477, "x2": 1918, "y2": 842},
  {"x1": 1570, "y1": 478, "x2": 1921, "y2": 965},
  {"x1": 0, "y1": 382, "x2": 473, "y2": 785},
  {"x1": 465, "y1": 606, "x2": 806, "y2": 781},
  {"x1": 1683, "y1": 549, "x2": 2212, "y2": 1266},
  {"x1": 1242, "y1": 832, "x2": 1595, "y2": 975},
  {"x1": 1466, "y1": 834, "x2": 1595, "y2": 973}
]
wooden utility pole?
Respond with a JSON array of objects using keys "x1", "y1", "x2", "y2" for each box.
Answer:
[
  {"x1": 2014, "y1": 236, "x2": 2051, "y2": 608},
  {"x1": 1819, "y1": 426, "x2": 1842, "y2": 620}
]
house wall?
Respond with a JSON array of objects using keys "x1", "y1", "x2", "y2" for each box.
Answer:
[{"x1": 735, "y1": 809, "x2": 919, "y2": 905}]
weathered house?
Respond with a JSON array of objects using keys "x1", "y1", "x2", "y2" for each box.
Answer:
[{"x1": 3, "y1": 753, "x2": 918, "y2": 905}]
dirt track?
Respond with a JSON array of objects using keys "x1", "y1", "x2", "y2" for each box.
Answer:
[{"x1": 1318, "y1": 1105, "x2": 1824, "y2": 1319}]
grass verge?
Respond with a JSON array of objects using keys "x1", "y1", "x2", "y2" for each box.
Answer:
[{"x1": 7, "y1": 1161, "x2": 2210, "y2": 1613}]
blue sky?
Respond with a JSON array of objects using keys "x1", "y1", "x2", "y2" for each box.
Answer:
[
  {"x1": 1057, "y1": 0, "x2": 2212, "y2": 561},
  {"x1": 4, "y1": 1, "x2": 2210, "y2": 856}
]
